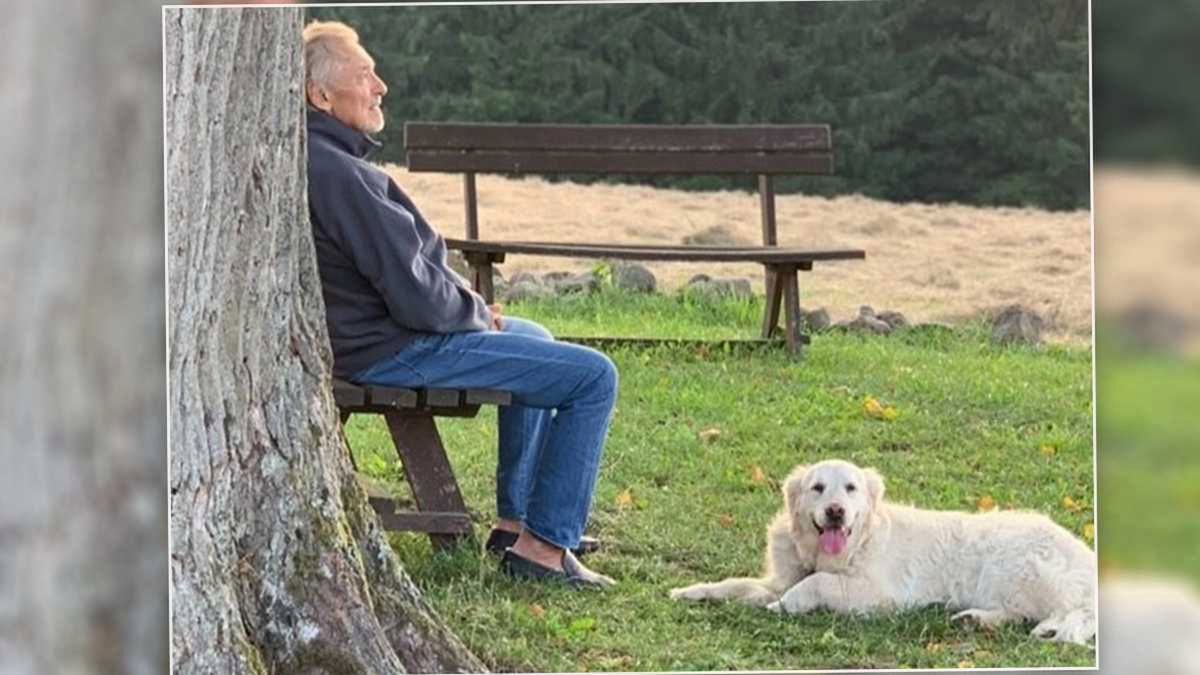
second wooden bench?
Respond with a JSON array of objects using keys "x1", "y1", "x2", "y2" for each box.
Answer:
[{"x1": 404, "y1": 122, "x2": 866, "y2": 353}]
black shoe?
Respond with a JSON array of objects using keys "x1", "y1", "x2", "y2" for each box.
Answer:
[
  {"x1": 485, "y1": 528, "x2": 601, "y2": 557},
  {"x1": 499, "y1": 549, "x2": 615, "y2": 588}
]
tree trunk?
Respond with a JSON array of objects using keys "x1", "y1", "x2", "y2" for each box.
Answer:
[
  {"x1": 0, "y1": 1, "x2": 167, "y2": 673},
  {"x1": 165, "y1": 8, "x2": 484, "y2": 673}
]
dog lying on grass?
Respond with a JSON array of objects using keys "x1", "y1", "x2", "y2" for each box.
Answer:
[{"x1": 670, "y1": 459, "x2": 1097, "y2": 645}]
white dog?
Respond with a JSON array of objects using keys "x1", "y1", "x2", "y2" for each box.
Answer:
[{"x1": 670, "y1": 459, "x2": 1097, "y2": 645}]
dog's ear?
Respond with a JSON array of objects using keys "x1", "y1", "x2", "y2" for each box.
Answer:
[
  {"x1": 781, "y1": 464, "x2": 809, "y2": 510},
  {"x1": 863, "y1": 467, "x2": 886, "y2": 507}
]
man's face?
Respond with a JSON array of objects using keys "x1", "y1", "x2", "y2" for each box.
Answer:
[{"x1": 315, "y1": 42, "x2": 387, "y2": 134}]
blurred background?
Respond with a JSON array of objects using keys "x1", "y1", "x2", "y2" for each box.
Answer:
[{"x1": 2, "y1": 0, "x2": 1198, "y2": 672}]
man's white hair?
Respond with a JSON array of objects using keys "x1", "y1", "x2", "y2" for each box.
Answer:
[{"x1": 302, "y1": 20, "x2": 360, "y2": 88}]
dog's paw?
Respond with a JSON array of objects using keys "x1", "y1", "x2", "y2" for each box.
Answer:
[
  {"x1": 952, "y1": 609, "x2": 989, "y2": 629},
  {"x1": 765, "y1": 601, "x2": 783, "y2": 613},
  {"x1": 1031, "y1": 613, "x2": 1095, "y2": 645},
  {"x1": 952, "y1": 608, "x2": 1012, "y2": 630},
  {"x1": 668, "y1": 585, "x2": 707, "y2": 601}
]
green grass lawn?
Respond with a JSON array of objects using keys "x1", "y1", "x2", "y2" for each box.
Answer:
[
  {"x1": 1095, "y1": 333, "x2": 1200, "y2": 582},
  {"x1": 345, "y1": 291, "x2": 1096, "y2": 671}
]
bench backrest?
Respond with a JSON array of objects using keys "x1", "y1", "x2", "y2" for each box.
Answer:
[{"x1": 404, "y1": 123, "x2": 834, "y2": 176}]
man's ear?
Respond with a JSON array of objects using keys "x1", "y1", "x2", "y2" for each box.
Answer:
[
  {"x1": 306, "y1": 80, "x2": 332, "y2": 113},
  {"x1": 781, "y1": 464, "x2": 809, "y2": 511},
  {"x1": 863, "y1": 467, "x2": 886, "y2": 508}
]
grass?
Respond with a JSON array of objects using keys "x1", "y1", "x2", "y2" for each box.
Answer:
[
  {"x1": 344, "y1": 290, "x2": 1096, "y2": 671},
  {"x1": 1095, "y1": 330, "x2": 1200, "y2": 582}
]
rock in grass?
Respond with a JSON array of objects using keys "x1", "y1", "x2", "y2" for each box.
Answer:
[
  {"x1": 554, "y1": 271, "x2": 602, "y2": 295},
  {"x1": 991, "y1": 304, "x2": 1044, "y2": 346},
  {"x1": 542, "y1": 271, "x2": 573, "y2": 285},
  {"x1": 838, "y1": 306, "x2": 892, "y2": 335},
  {"x1": 503, "y1": 279, "x2": 553, "y2": 303},
  {"x1": 803, "y1": 307, "x2": 831, "y2": 332},
  {"x1": 876, "y1": 310, "x2": 908, "y2": 330},
  {"x1": 683, "y1": 274, "x2": 752, "y2": 300},
  {"x1": 612, "y1": 262, "x2": 657, "y2": 293},
  {"x1": 509, "y1": 271, "x2": 541, "y2": 286}
]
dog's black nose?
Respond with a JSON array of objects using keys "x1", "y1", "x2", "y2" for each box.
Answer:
[{"x1": 825, "y1": 504, "x2": 845, "y2": 524}]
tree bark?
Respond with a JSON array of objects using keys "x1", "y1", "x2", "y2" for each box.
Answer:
[
  {"x1": 165, "y1": 8, "x2": 484, "y2": 673},
  {"x1": 0, "y1": 1, "x2": 167, "y2": 673}
]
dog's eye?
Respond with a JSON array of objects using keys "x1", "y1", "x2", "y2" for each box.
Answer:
[
  {"x1": 846, "y1": 483, "x2": 857, "y2": 493},
  {"x1": 812, "y1": 483, "x2": 825, "y2": 494}
]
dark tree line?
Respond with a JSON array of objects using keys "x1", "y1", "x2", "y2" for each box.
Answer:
[{"x1": 311, "y1": 0, "x2": 1090, "y2": 210}]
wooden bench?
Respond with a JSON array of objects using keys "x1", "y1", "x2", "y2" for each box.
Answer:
[
  {"x1": 333, "y1": 378, "x2": 510, "y2": 550},
  {"x1": 404, "y1": 122, "x2": 866, "y2": 353}
]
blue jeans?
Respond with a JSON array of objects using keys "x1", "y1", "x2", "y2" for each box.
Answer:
[{"x1": 352, "y1": 318, "x2": 618, "y2": 550}]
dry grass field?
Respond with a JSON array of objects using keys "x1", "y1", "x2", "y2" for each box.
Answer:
[
  {"x1": 1094, "y1": 166, "x2": 1200, "y2": 343},
  {"x1": 387, "y1": 163, "x2": 1095, "y2": 344}
]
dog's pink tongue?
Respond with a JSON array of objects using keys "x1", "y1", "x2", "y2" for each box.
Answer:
[{"x1": 819, "y1": 529, "x2": 847, "y2": 555}]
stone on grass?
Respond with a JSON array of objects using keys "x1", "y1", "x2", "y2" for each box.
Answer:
[
  {"x1": 1116, "y1": 301, "x2": 1193, "y2": 352},
  {"x1": 684, "y1": 274, "x2": 753, "y2": 300},
  {"x1": 502, "y1": 279, "x2": 553, "y2": 303},
  {"x1": 838, "y1": 305, "x2": 892, "y2": 335},
  {"x1": 554, "y1": 271, "x2": 602, "y2": 295},
  {"x1": 508, "y1": 271, "x2": 541, "y2": 286},
  {"x1": 542, "y1": 271, "x2": 573, "y2": 285},
  {"x1": 612, "y1": 262, "x2": 657, "y2": 293},
  {"x1": 991, "y1": 304, "x2": 1044, "y2": 346},
  {"x1": 876, "y1": 310, "x2": 908, "y2": 330},
  {"x1": 803, "y1": 307, "x2": 831, "y2": 332}
]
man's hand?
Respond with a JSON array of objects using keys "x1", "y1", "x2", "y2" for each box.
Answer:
[{"x1": 488, "y1": 303, "x2": 504, "y2": 330}]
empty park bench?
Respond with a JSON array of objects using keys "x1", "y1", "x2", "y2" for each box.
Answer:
[
  {"x1": 333, "y1": 378, "x2": 510, "y2": 550},
  {"x1": 404, "y1": 122, "x2": 866, "y2": 353}
]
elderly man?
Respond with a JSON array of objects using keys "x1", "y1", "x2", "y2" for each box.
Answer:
[{"x1": 302, "y1": 20, "x2": 617, "y2": 588}]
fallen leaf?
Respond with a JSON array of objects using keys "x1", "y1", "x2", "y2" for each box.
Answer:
[
  {"x1": 529, "y1": 603, "x2": 546, "y2": 619},
  {"x1": 863, "y1": 396, "x2": 898, "y2": 421},
  {"x1": 717, "y1": 513, "x2": 735, "y2": 528},
  {"x1": 1083, "y1": 522, "x2": 1095, "y2": 542},
  {"x1": 615, "y1": 488, "x2": 634, "y2": 509},
  {"x1": 925, "y1": 642, "x2": 944, "y2": 654},
  {"x1": 976, "y1": 495, "x2": 996, "y2": 512},
  {"x1": 957, "y1": 660, "x2": 974, "y2": 669},
  {"x1": 750, "y1": 465, "x2": 769, "y2": 486},
  {"x1": 863, "y1": 396, "x2": 884, "y2": 417},
  {"x1": 1040, "y1": 443, "x2": 1057, "y2": 457},
  {"x1": 698, "y1": 426, "x2": 721, "y2": 443},
  {"x1": 1063, "y1": 496, "x2": 1085, "y2": 512}
]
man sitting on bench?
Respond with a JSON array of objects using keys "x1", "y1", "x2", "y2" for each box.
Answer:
[{"x1": 303, "y1": 20, "x2": 617, "y2": 588}]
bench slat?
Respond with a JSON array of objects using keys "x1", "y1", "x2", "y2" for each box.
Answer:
[
  {"x1": 367, "y1": 385, "x2": 419, "y2": 408},
  {"x1": 423, "y1": 389, "x2": 463, "y2": 407},
  {"x1": 406, "y1": 123, "x2": 832, "y2": 153},
  {"x1": 407, "y1": 149, "x2": 834, "y2": 176},
  {"x1": 332, "y1": 379, "x2": 365, "y2": 407},
  {"x1": 465, "y1": 389, "x2": 513, "y2": 406},
  {"x1": 445, "y1": 238, "x2": 865, "y2": 263},
  {"x1": 376, "y1": 510, "x2": 474, "y2": 535}
]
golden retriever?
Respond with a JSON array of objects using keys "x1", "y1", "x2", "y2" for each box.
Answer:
[{"x1": 670, "y1": 459, "x2": 1097, "y2": 645}]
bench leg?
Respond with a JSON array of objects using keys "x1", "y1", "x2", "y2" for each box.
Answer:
[
  {"x1": 384, "y1": 411, "x2": 472, "y2": 551},
  {"x1": 780, "y1": 266, "x2": 804, "y2": 355},
  {"x1": 462, "y1": 252, "x2": 497, "y2": 304},
  {"x1": 474, "y1": 262, "x2": 495, "y2": 304},
  {"x1": 761, "y1": 267, "x2": 783, "y2": 339}
]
